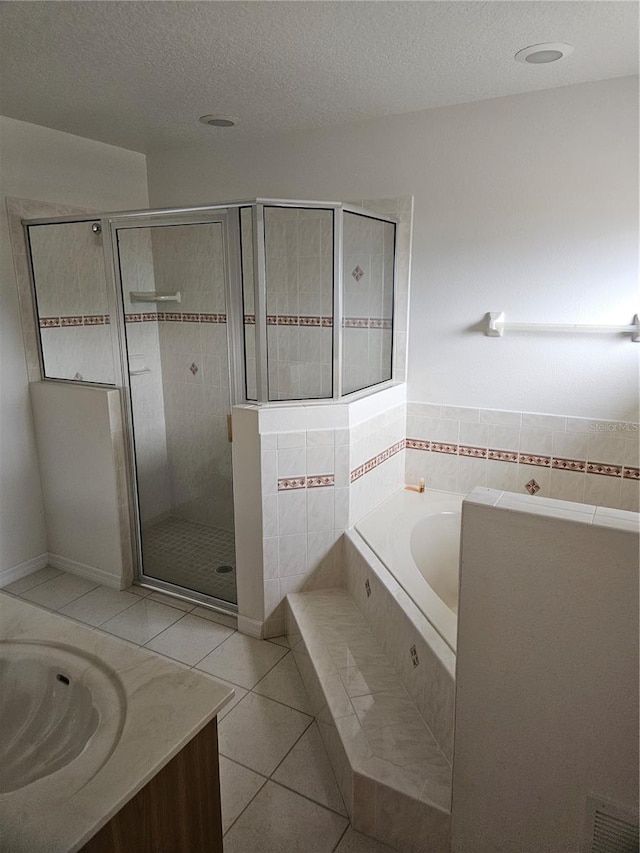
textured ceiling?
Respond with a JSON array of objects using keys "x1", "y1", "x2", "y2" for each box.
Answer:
[{"x1": 0, "y1": 1, "x2": 637, "y2": 154}]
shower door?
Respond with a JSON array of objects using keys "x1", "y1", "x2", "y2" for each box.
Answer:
[{"x1": 113, "y1": 212, "x2": 241, "y2": 609}]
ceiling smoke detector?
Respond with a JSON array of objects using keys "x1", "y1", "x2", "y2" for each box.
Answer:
[
  {"x1": 515, "y1": 43, "x2": 574, "y2": 64},
  {"x1": 199, "y1": 115, "x2": 239, "y2": 128}
]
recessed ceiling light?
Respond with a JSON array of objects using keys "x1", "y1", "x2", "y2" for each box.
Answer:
[
  {"x1": 515, "y1": 43, "x2": 574, "y2": 64},
  {"x1": 199, "y1": 115, "x2": 239, "y2": 128}
]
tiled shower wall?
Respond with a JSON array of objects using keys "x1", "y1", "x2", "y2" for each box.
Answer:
[
  {"x1": 25, "y1": 219, "x2": 115, "y2": 384},
  {"x1": 342, "y1": 210, "x2": 395, "y2": 394},
  {"x1": 118, "y1": 228, "x2": 171, "y2": 525},
  {"x1": 264, "y1": 206, "x2": 334, "y2": 401},
  {"x1": 405, "y1": 402, "x2": 639, "y2": 512},
  {"x1": 242, "y1": 197, "x2": 412, "y2": 403},
  {"x1": 150, "y1": 223, "x2": 234, "y2": 531},
  {"x1": 257, "y1": 386, "x2": 408, "y2": 636}
]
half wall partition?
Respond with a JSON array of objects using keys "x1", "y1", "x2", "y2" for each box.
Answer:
[{"x1": 23, "y1": 199, "x2": 399, "y2": 614}]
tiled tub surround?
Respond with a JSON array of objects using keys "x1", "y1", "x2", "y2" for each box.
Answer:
[
  {"x1": 345, "y1": 527, "x2": 456, "y2": 762},
  {"x1": 406, "y1": 402, "x2": 639, "y2": 512},
  {"x1": 287, "y1": 590, "x2": 451, "y2": 853}
]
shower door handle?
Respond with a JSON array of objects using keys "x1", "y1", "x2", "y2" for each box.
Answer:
[{"x1": 227, "y1": 414, "x2": 233, "y2": 443}]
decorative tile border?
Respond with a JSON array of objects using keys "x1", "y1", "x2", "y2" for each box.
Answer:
[
  {"x1": 350, "y1": 439, "x2": 406, "y2": 483},
  {"x1": 243, "y1": 314, "x2": 392, "y2": 329},
  {"x1": 307, "y1": 474, "x2": 335, "y2": 488},
  {"x1": 40, "y1": 314, "x2": 110, "y2": 328},
  {"x1": 406, "y1": 438, "x2": 636, "y2": 480},
  {"x1": 343, "y1": 317, "x2": 392, "y2": 330},
  {"x1": 587, "y1": 462, "x2": 622, "y2": 477},
  {"x1": 278, "y1": 477, "x2": 306, "y2": 491},
  {"x1": 40, "y1": 312, "x2": 228, "y2": 328},
  {"x1": 487, "y1": 449, "x2": 518, "y2": 463},
  {"x1": 277, "y1": 474, "x2": 335, "y2": 491},
  {"x1": 519, "y1": 454, "x2": 551, "y2": 467}
]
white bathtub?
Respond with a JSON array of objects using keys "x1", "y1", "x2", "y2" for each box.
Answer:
[{"x1": 356, "y1": 488, "x2": 463, "y2": 652}]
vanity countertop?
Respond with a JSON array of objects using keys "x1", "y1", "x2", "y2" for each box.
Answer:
[{"x1": 0, "y1": 593, "x2": 234, "y2": 853}]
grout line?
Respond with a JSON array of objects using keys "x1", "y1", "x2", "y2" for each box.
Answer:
[
  {"x1": 331, "y1": 824, "x2": 350, "y2": 852},
  {"x1": 3, "y1": 566, "x2": 63, "y2": 595},
  {"x1": 268, "y1": 777, "x2": 349, "y2": 820}
]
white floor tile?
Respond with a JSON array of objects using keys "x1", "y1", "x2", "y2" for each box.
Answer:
[
  {"x1": 213, "y1": 677, "x2": 248, "y2": 721},
  {"x1": 195, "y1": 632, "x2": 287, "y2": 688},
  {"x1": 144, "y1": 614, "x2": 234, "y2": 665},
  {"x1": 100, "y1": 598, "x2": 183, "y2": 645},
  {"x1": 267, "y1": 635, "x2": 290, "y2": 648},
  {"x1": 219, "y1": 756, "x2": 266, "y2": 834},
  {"x1": 20, "y1": 573, "x2": 99, "y2": 610},
  {"x1": 223, "y1": 781, "x2": 348, "y2": 853},
  {"x1": 253, "y1": 653, "x2": 311, "y2": 713},
  {"x1": 59, "y1": 586, "x2": 140, "y2": 627},
  {"x1": 4, "y1": 566, "x2": 62, "y2": 595},
  {"x1": 146, "y1": 591, "x2": 195, "y2": 612},
  {"x1": 125, "y1": 584, "x2": 152, "y2": 597},
  {"x1": 218, "y1": 692, "x2": 312, "y2": 776},
  {"x1": 191, "y1": 606, "x2": 237, "y2": 629},
  {"x1": 334, "y1": 828, "x2": 398, "y2": 852},
  {"x1": 273, "y1": 724, "x2": 347, "y2": 815}
]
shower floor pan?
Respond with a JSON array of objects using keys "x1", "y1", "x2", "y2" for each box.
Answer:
[{"x1": 142, "y1": 517, "x2": 237, "y2": 604}]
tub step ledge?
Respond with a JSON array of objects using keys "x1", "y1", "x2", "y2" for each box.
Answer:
[{"x1": 286, "y1": 588, "x2": 451, "y2": 853}]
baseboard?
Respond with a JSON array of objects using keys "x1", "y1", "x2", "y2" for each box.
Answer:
[
  {"x1": 48, "y1": 553, "x2": 122, "y2": 590},
  {"x1": 0, "y1": 552, "x2": 49, "y2": 588},
  {"x1": 237, "y1": 614, "x2": 264, "y2": 638}
]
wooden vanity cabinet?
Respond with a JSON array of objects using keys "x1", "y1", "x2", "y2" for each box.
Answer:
[{"x1": 81, "y1": 718, "x2": 223, "y2": 853}]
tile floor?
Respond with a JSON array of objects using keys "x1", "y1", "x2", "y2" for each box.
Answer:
[
  {"x1": 143, "y1": 516, "x2": 237, "y2": 604},
  {"x1": 2, "y1": 568, "x2": 398, "y2": 852}
]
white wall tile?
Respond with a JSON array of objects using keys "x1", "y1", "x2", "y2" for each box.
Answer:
[
  {"x1": 277, "y1": 447, "x2": 307, "y2": 478},
  {"x1": 307, "y1": 489, "x2": 335, "y2": 533},
  {"x1": 278, "y1": 489, "x2": 307, "y2": 535},
  {"x1": 278, "y1": 534, "x2": 308, "y2": 577}
]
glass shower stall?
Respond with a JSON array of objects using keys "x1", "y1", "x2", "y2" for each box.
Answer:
[{"x1": 24, "y1": 200, "x2": 398, "y2": 613}]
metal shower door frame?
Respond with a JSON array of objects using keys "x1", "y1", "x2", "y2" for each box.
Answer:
[{"x1": 104, "y1": 208, "x2": 243, "y2": 612}]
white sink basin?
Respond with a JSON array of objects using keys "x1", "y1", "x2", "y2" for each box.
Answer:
[{"x1": 0, "y1": 641, "x2": 126, "y2": 794}]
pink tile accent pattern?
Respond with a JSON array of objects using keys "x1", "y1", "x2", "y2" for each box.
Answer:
[
  {"x1": 406, "y1": 438, "x2": 430, "y2": 451},
  {"x1": 552, "y1": 457, "x2": 587, "y2": 472},
  {"x1": 277, "y1": 477, "x2": 307, "y2": 491},
  {"x1": 459, "y1": 445, "x2": 487, "y2": 458},
  {"x1": 189, "y1": 363, "x2": 198, "y2": 376},
  {"x1": 351, "y1": 266, "x2": 364, "y2": 282},
  {"x1": 431, "y1": 442, "x2": 458, "y2": 455},
  {"x1": 519, "y1": 454, "x2": 551, "y2": 467},
  {"x1": 350, "y1": 439, "x2": 406, "y2": 483},
  {"x1": 307, "y1": 474, "x2": 335, "y2": 488},
  {"x1": 587, "y1": 462, "x2": 623, "y2": 478},
  {"x1": 525, "y1": 479, "x2": 541, "y2": 495},
  {"x1": 277, "y1": 474, "x2": 335, "y2": 491},
  {"x1": 487, "y1": 449, "x2": 519, "y2": 463},
  {"x1": 242, "y1": 313, "x2": 391, "y2": 329},
  {"x1": 406, "y1": 436, "x2": 633, "y2": 481}
]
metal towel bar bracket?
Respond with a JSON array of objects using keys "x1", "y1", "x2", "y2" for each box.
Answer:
[
  {"x1": 129, "y1": 291, "x2": 181, "y2": 303},
  {"x1": 484, "y1": 312, "x2": 639, "y2": 342}
]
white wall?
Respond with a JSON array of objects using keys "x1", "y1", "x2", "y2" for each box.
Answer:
[
  {"x1": 147, "y1": 76, "x2": 639, "y2": 422},
  {"x1": 0, "y1": 116, "x2": 148, "y2": 573}
]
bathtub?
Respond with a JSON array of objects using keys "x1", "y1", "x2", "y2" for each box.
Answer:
[{"x1": 356, "y1": 487, "x2": 463, "y2": 652}]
